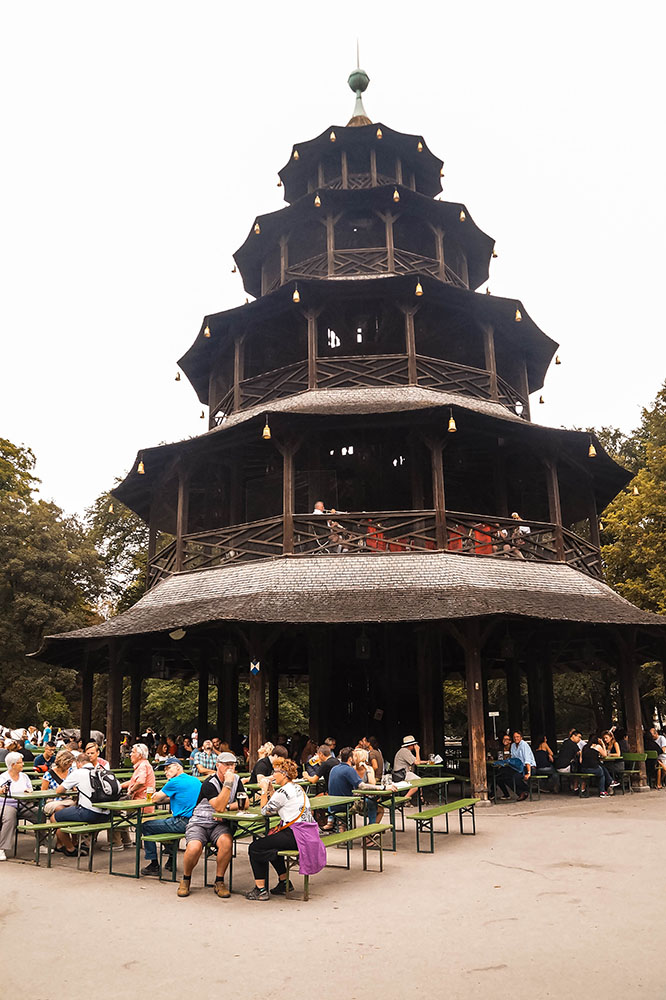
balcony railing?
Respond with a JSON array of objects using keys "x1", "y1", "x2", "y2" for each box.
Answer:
[
  {"x1": 211, "y1": 354, "x2": 526, "y2": 424},
  {"x1": 147, "y1": 510, "x2": 603, "y2": 589}
]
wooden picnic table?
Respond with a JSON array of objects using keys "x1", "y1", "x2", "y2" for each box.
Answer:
[
  {"x1": 102, "y1": 798, "x2": 167, "y2": 879},
  {"x1": 14, "y1": 788, "x2": 67, "y2": 824},
  {"x1": 353, "y1": 777, "x2": 453, "y2": 852}
]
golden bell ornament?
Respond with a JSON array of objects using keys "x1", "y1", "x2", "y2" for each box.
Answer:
[
  {"x1": 292, "y1": 286, "x2": 300, "y2": 304},
  {"x1": 175, "y1": 372, "x2": 181, "y2": 381},
  {"x1": 108, "y1": 502, "x2": 114, "y2": 513},
  {"x1": 393, "y1": 188, "x2": 400, "y2": 203},
  {"x1": 200, "y1": 410, "x2": 205, "y2": 419},
  {"x1": 376, "y1": 127, "x2": 383, "y2": 139},
  {"x1": 314, "y1": 193, "x2": 321, "y2": 207},
  {"x1": 254, "y1": 222, "x2": 261, "y2": 235},
  {"x1": 415, "y1": 281, "x2": 423, "y2": 297},
  {"x1": 417, "y1": 140, "x2": 423, "y2": 152},
  {"x1": 262, "y1": 418, "x2": 271, "y2": 440},
  {"x1": 231, "y1": 265, "x2": 237, "y2": 273},
  {"x1": 138, "y1": 460, "x2": 145, "y2": 475},
  {"x1": 492, "y1": 250, "x2": 498, "y2": 258},
  {"x1": 459, "y1": 210, "x2": 466, "y2": 222},
  {"x1": 277, "y1": 180, "x2": 282, "y2": 187},
  {"x1": 293, "y1": 149, "x2": 299, "y2": 160},
  {"x1": 440, "y1": 168, "x2": 444, "y2": 177},
  {"x1": 203, "y1": 325, "x2": 211, "y2": 338},
  {"x1": 555, "y1": 355, "x2": 561, "y2": 365},
  {"x1": 486, "y1": 288, "x2": 491, "y2": 295},
  {"x1": 329, "y1": 130, "x2": 336, "y2": 142},
  {"x1": 633, "y1": 485, "x2": 639, "y2": 495},
  {"x1": 588, "y1": 442, "x2": 597, "y2": 458},
  {"x1": 515, "y1": 309, "x2": 522, "y2": 322},
  {"x1": 539, "y1": 395, "x2": 544, "y2": 404},
  {"x1": 448, "y1": 410, "x2": 457, "y2": 433}
]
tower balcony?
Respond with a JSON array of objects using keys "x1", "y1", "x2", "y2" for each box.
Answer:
[
  {"x1": 147, "y1": 509, "x2": 603, "y2": 590},
  {"x1": 211, "y1": 353, "x2": 527, "y2": 425}
]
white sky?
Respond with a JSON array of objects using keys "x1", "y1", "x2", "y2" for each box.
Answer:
[{"x1": 1, "y1": 1, "x2": 664, "y2": 517}]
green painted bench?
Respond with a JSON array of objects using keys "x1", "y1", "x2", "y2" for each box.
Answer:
[
  {"x1": 407, "y1": 798, "x2": 480, "y2": 852},
  {"x1": 278, "y1": 822, "x2": 393, "y2": 901}
]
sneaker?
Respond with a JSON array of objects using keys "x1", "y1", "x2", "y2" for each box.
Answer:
[
  {"x1": 0, "y1": 849, "x2": 6, "y2": 861},
  {"x1": 100, "y1": 843, "x2": 125, "y2": 852},
  {"x1": 177, "y1": 878, "x2": 191, "y2": 897},
  {"x1": 245, "y1": 886, "x2": 269, "y2": 901},
  {"x1": 610, "y1": 781, "x2": 620, "y2": 788},
  {"x1": 63, "y1": 848, "x2": 78, "y2": 857},
  {"x1": 39, "y1": 846, "x2": 51, "y2": 856},
  {"x1": 600, "y1": 791, "x2": 610, "y2": 797},
  {"x1": 270, "y1": 879, "x2": 293, "y2": 896},
  {"x1": 214, "y1": 880, "x2": 231, "y2": 898},
  {"x1": 141, "y1": 861, "x2": 160, "y2": 876}
]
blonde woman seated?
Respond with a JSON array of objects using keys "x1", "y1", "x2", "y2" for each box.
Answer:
[
  {"x1": 353, "y1": 748, "x2": 383, "y2": 824},
  {"x1": 246, "y1": 757, "x2": 326, "y2": 901}
]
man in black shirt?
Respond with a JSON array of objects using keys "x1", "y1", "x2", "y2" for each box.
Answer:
[
  {"x1": 556, "y1": 730, "x2": 583, "y2": 791},
  {"x1": 304, "y1": 745, "x2": 338, "y2": 792}
]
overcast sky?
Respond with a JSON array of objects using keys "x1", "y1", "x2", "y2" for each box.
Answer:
[{"x1": 1, "y1": 1, "x2": 664, "y2": 517}]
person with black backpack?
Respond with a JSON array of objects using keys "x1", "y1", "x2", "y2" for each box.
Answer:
[{"x1": 52, "y1": 751, "x2": 113, "y2": 857}]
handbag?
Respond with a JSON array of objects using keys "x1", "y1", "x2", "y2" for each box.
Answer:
[{"x1": 391, "y1": 768, "x2": 406, "y2": 783}]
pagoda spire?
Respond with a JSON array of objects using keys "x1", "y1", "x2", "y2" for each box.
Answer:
[{"x1": 347, "y1": 44, "x2": 372, "y2": 126}]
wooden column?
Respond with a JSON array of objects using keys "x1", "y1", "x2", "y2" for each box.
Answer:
[
  {"x1": 493, "y1": 446, "x2": 509, "y2": 518},
  {"x1": 341, "y1": 150, "x2": 348, "y2": 189},
  {"x1": 434, "y1": 228, "x2": 446, "y2": 281},
  {"x1": 248, "y1": 665, "x2": 266, "y2": 767},
  {"x1": 198, "y1": 652, "x2": 209, "y2": 740},
  {"x1": 277, "y1": 436, "x2": 299, "y2": 555},
  {"x1": 129, "y1": 669, "x2": 142, "y2": 741},
  {"x1": 505, "y1": 659, "x2": 522, "y2": 735},
  {"x1": 526, "y1": 665, "x2": 545, "y2": 742},
  {"x1": 221, "y1": 664, "x2": 239, "y2": 749},
  {"x1": 384, "y1": 213, "x2": 395, "y2": 272},
  {"x1": 307, "y1": 310, "x2": 317, "y2": 389},
  {"x1": 308, "y1": 629, "x2": 329, "y2": 739},
  {"x1": 416, "y1": 628, "x2": 434, "y2": 756},
  {"x1": 588, "y1": 488, "x2": 601, "y2": 551},
  {"x1": 80, "y1": 658, "x2": 93, "y2": 746},
  {"x1": 317, "y1": 162, "x2": 324, "y2": 188},
  {"x1": 518, "y1": 358, "x2": 531, "y2": 419},
  {"x1": 544, "y1": 458, "x2": 565, "y2": 560},
  {"x1": 233, "y1": 334, "x2": 245, "y2": 412},
  {"x1": 268, "y1": 662, "x2": 279, "y2": 740},
  {"x1": 617, "y1": 629, "x2": 647, "y2": 788},
  {"x1": 175, "y1": 466, "x2": 190, "y2": 572},
  {"x1": 463, "y1": 621, "x2": 489, "y2": 801},
  {"x1": 482, "y1": 323, "x2": 499, "y2": 401},
  {"x1": 408, "y1": 434, "x2": 424, "y2": 510},
  {"x1": 326, "y1": 215, "x2": 335, "y2": 276},
  {"x1": 146, "y1": 501, "x2": 157, "y2": 588},
  {"x1": 369, "y1": 148, "x2": 377, "y2": 186},
  {"x1": 395, "y1": 157, "x2": 403, "y2": 185},
  {"x1": 215, "y1": 666, "x2": 225, "y2": 738},
  {"x1": 426, "y1": 436, "x2": 447, "y2": 549},
  {"x1": 403, "y1": 308, "x2": 417, "y2": 385},
  {"x1": 105, "y1": 641, "x2": 123, "y2": 768},
  {"x1": 279, "y1": 237, "x2": 288, "y2": 286},
  {"x1": 229, "y1": 460, "x2": 242, "y2": 525}
]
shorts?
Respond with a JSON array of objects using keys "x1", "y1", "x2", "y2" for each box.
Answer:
[{"x1": 185, "y1": 819, "x2": 231, "y2": 847}]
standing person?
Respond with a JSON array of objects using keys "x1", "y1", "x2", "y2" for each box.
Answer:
[
  {"x1": 191, "y1": 728, "x2": 199, "y2": 750},
  {"x1": 393, "y1": 735, "x2": 422, "y2": 804},
  {"x1": 42, "y1": 721, "x2": 52, "y2": 746},
  {"x1": 177, "y1": 753, "x2": 245, "y2": 899},
  {"x1": 140, "y1": 758, "x2": 201, "y2": 877},
  {"x1": 0, "y1": 752, "x2": 34, "y2": 860},
  {"x1": 245, "y1": 757, "x2": 326, "y2": 901}
]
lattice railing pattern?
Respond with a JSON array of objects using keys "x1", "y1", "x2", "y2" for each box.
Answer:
[
  {"x1": 324, "y1": 173, "x2": 396, "y2": 190},
  {"x1": 239, "y1": 362, "x2": 309, "y2": 407},
  {"x1": 146, "y1": 509, "x2": 603, "y2": 588},
  {"x1": 316, "y1": 355, "x2": 410, "y2": 389}
]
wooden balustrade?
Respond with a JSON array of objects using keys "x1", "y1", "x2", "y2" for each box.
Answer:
[
  {"x1": 147, "y1": 509, "x2": 603, "y2": 589},
  {"x1": 209, "y1": 353, "x2": 527, "y2": 423}
]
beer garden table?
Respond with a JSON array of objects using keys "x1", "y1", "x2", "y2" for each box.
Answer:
[{"x1": 353, "y1": 777, "x2": 453, "y2": 852}]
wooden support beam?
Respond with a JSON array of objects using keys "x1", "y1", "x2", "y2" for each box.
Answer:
[
  {"x1": 369, "y1": 147, "x2": 377, "y2": 186},
  {"x1": 384, "y1": 213, "x2": 395, "y2": 272},
  {"x1": 129, "y1": 669, "x2": 142, "y2": 741},
  {"x1": 462, "y1": 620, "x2": 489, "y2": 800},
  {"x1": 248, "y1": 666, "x2": 266, "y2": 768},
  {"x1": 526, "y1": 664, "x2": 544, "y2": 743},
  {"x1": 229, "y1": 460, "x2": 242, "y2": 525},
  {"x1": 317, "y1": 162, "x2": 324, "y2": 188},
  {"x1": 617, "y1": 629, "x2": 647, "y2": 787},
  {"x1": 341, "y1": 150, "x2": 348, "y2": 189},
  {"x1": 425, "y1": 436, "x2": 447, "y2": 549},
  {"x1": 544, "y1": 458, "x2": 565, "y2": 560},
  {"x1": 434, "y1": 228, "x2": 446, "y2": 281},
  {"x1": 482, "y1": 323, "x2": 499, "y2": 401},
  {"x1": 395, "y1": 156, "x2": 403, "y2": 185},
  {"x1": 505, "y1": 658, "x2": 523, "y2": 735},
  {"x1": 198, "y1": 651, "x2": 209, "y2": 741},
  {"x1": 403, "y1": 308, "x2": 417, "y2": 385},
  {"x1": 175, "y1": 466, "x2": 191, "y2": 572},
  {"x1": 540, "y1": 658, "x2": 556, "y2": 748},
  {"x1": 105, "y1": 641, "x2": 123, "y2": 768},
  {"x1": 416, "y1": 628, "x2": 434, "y2": 755},
  {"x1": 518, "y1": 357, "x2": 531, "y2": 419},
  {"x1": 279, "y1": 236, "x2": 288, "y2": 286},
  {"x1": 588, "y1": 488, "x2": 601, "y2": 551},
  {"x1": 80, "y1": 658, "x2": 93, "y2": 747},
  {"x1": 493, "y1": 445, "x2": 509, "y2": 518},
  {"x1": 215, "y1": 665, "x2": 225, "y2": 738},
  {"x1": 307, "y1": 310, "x2": 317, "y2": 389},
  {"x1": 276, "y1": 435, "x2": 301, "y2": 555},
  {"x1": 326, "y1": 215, "x2": 335, "y2": 276},
  {"x1": 220, "y1": 663, "x2": 239, "y2": 749},
  {"x1": 233, "y1": 334, "x2": 245, "y2": 412}
]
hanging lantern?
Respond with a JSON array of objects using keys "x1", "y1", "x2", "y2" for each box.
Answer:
[
  {"x1": 448, "y1": 408, "x2": 457, "y2": 433},
  {"x1": 175, "y1": 372, "x2": 181, "y2": 381},
  {"x1": 203, "y1": 325, "x2": 210, "y2": 338},
  {"x1": 588, "y1": 440, "x2": 597, "y2": 458},
  {"x1": 262, "y1": 416, "x2": 271, "y2": 440},
  {"x1": 108, "y1": 502, "x2": 114, "y2": 513},
  {"x1": 417, "y1": 140, "x2": 423, "y2": 152},
  {"x1": 415, "y1": 280, "x2": 423, "y2": 297},
  {"x1": 137, "y1": 460, "x2": 145, "y2": 474},
  {"x1": 314, "y1": 193, "x2": 321, "y2": 207},
  {"x1": 515, "y1": 308, "x2": 522, "y2": 322},
  {"x1": 329, "y1": 130, "x2": 336, "y2": 142},
  {"x1": 555, "y1": 355, "x2": 561, "y2": 365},
  {"x1": 633, "y1": 485, "x2": 639, "y2": 495},
  {"x1": 293, "y1": 149, "x2": 299, "y2": 160},
  {"x1": 539, "y1": 395, "x2": 545, "y2": 405},
  {"x1": 254, "y1": 222, "x2": 261, "y2": 234},
  {"x1": 393, "y1": 188, "x2": 400, "y2": 203},
  {"x1": 292, "y1": 285, "x2": 300, "y2": 303}
]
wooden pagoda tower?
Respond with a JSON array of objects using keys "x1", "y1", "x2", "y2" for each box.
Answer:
[{"x1": 37, "y1": 67, "x2": 666, "y2": 797}]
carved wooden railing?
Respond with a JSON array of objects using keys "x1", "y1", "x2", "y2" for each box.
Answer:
[
  {"x1": 210, "y1": 354, "x2": 528, "y2": 423},
  {"x1": 147, "y1": 509, "x2": 603, "y2": 588},
  {"x1": 324, "y1": 173, "x2": 396, "y2": 190},
  {"x1": 265, "y1": 246, "x2": 467, "y2": 289}
]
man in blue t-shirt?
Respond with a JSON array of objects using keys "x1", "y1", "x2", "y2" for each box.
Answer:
[
  {"x1": 325, "y1": 747, "x2": 375, "y2": 831},
  {"x1": 141, "y1": 757, "x2": 201, "y2": 876}
]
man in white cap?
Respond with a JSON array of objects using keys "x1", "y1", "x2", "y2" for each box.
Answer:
[{"x1": 393, "y1": 735, "x2": 422, "y2": 804}]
